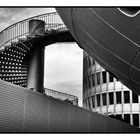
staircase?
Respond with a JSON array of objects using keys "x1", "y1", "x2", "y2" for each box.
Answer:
[{"x1": 0, "y1": 12, "x2": 68, "y2": 87}]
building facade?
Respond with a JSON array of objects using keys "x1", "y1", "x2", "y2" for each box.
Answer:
[{"x1": 83, "y1": 51, "x2": 140, "y2": 128}]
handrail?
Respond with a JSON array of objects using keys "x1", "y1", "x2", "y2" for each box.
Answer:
[
  {"x1": 44, "y1": 88, "x2": 78, "y2": 102},
  {"x1": 0, "y1": 12, "x2": 58, "y2": 34},
  {"x1": 0, "y1": 12, "x2": 67, "y2": 49},
  {"x1": 45, "y1": 88, "x2": 78, "y2": 99}
]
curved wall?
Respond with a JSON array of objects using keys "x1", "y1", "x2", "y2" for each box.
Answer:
[
  {"x1": 83, "y1": 51, "x2": 140, "y2": 128},
  {"x1": 56, "y1": 8, "x2": 140, "y2": 95}
]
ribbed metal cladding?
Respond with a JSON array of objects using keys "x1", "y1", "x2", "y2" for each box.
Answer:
[
  {"x1": 0, "y1": 80, "x2": 25, "y2": 132},
  {"x1": 48, "y1": 98, "x2": 70, "y2": 132},
  {"x1": 0, "y1": 79, "x2": 139, "y2": 132},
  {"x1": 69, "y1": 106, "x2": 89, "y2": 132},
  {"x1": 24, "y1": 91, "x2": 48, "y2": 132},
  {"x1": 88, "y1": 111, "x2": 106, "y2": 132}
]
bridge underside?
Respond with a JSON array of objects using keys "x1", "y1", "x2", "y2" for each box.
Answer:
[{"x1": 0, "y1": 79, "x2": 139, "y2": 132}]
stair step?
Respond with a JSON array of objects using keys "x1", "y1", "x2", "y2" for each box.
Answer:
[
  {"x1": 26, "y1": 35, "x2": 36, "y2": 39},
  {"x1": 11, "y1": 41, "x2": 19, "y2": 46},
  {"x1": 0, "y1": 46, "x2": 5, "y2": 52},
  {"x1": 35, "y1": 34, "x2": 44, "y2": 37},
  {"x1": 18, "y1": 38, "x2": 27, "y2": 42},
  {"x1": 4, "y1": 45, "x2": 11, "y2": 50}
]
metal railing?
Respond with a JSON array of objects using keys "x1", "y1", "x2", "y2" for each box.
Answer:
[
  {"x1": 44, "y1": 88, "x2": 78, "y2": 105},
  {"x1": 0, "y1": 12, "x2": 68, "y2": 50}
]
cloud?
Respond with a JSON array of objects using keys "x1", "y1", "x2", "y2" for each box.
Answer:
[
  {"x1": 44, "y1": 43, "x2": 83, "y2": 106},
  {"x1": 0, "y1": 8, "x2": 56, "y2": 31},
  {"x1": 53, "y1": 80, "x2": 81, "y2": 95},
  {"x1": 44, "y1": 43, "x2": 83, "y2": 84},
  {"x1": 0, "y1": 8, "x2": 25, "y2": 22}
]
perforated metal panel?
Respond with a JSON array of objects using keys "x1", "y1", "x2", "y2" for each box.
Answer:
[{"x1": 0, "y1": 46, "x2": 27, "y2": 87}]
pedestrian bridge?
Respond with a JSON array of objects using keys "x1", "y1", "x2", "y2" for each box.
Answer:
[{"x1": 0, "y1": 11, "x2": 139, "y2": 132}]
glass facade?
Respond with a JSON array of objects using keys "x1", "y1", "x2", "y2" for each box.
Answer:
[{"x1": 83, "y1": 51, "x2": 140, "y2": 128}]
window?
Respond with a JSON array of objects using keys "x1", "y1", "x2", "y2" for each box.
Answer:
[
  {"x1": 92, "y1": 59, "x2": 95, "y2": 66},
  {"x1": 89, "y1": 76, "x2": 92, "y2": 89},
  {"x1": 86, "y1": 100, "x2": 89, "y2": 108},
  {"x1": 124, "y1": 114, "x2": 130, "y2": 124},
  {"x1": 115, "y1": 114, "x2": 123, "y2": 121},
  {"x1": 88, "y1": 98, "x2": 91, "y2": 109},
  {"x1": 109, "y1": 73, "x2": 114, "y2": 82},
  {"x1": 87, "y1": 57, "x2": 90, "y2": 68},
  {"x1": 86, "y1": 79, "x2": 89, "y2": 89},
  {"x1": 84, "y1": 59, "x2": 87, "y2": 70},
  {"x1": 96, "y1": 94, "x2": 100, "y2": 106},
  {"x1": 133, "y1": 114, "x2": 139, "y2": 127},
  {"x1": 102, "y1": 71, "x2": 107, "y2": 83},
  {"x1": 124, "y1": 91, "x2": 130, "y2": 103},
  {"x1": 115, "y1": 78, "x2": 119, "y2": 81},
  {"x1": 109, "y1": 114, "x2": 124, "y2": 122},
  {"x1": 92, "y1": 74, "x2": 95, "y2": 86},
  {"x1": 109, "y1": 92, "x2": 114, "y2": 105},
  {"x1": 88, "y1": 78, "x2": 91, "y2": 89},
  {"x1": 88, "y1": 56, "x2": 91, "y2": 68},
  {"x1": 85, "y1": 101, "x2": 88, "y2": 108},
  {"x1": 109, "y1": 115, "x2": 114, "y2": 118},
  {"x1": 84, "y1": 80, "x2": 87, "y2": 92},
  {"x1": 116, "y1": 91, "x2": 121, "y2": 104},
  {"x1": 132, "y1": 92, "x2": 138, "y2": 103},
  {"x1": 86, "y1": 59, "x2": 88, "y2": 68},
  {"x1": 92, "y1": 96, "x2": 95, "y2": 108},
  {"x1": 84, "y1": 59, "x2": 87, "y2": 69},
  {"x1": 102, "y1": 93, "x2": 106, "y2": 106},
  {"x1": 96, "y1": 73, "x2": 100, "y2": 85}
]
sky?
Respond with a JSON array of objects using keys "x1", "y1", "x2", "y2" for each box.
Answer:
[
  {"x1": 0, "y1": 8, "x2": 56, "y2": 31},
  {"x1": 0, "y1": 8, "x2": 83, "y2": 106}
]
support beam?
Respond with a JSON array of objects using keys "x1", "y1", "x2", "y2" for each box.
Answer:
[
  {"x1": 27, "y1": 45, "x2": 45, "y2": 93},
  {"x1": 27, "y1": 19, "x2": 45, "y2": 93}
]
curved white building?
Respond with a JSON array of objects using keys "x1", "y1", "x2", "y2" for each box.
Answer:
[{"x1": 83, "y1": 51, "x2": 140, "y2": 128}]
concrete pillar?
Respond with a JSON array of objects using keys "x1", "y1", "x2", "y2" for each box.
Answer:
[{"x1": 27, "y1": 19, "x2": 45, "y2": 93}]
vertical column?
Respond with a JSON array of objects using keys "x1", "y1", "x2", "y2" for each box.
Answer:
[
  {"x1": 130, "y1": 90, "x2": 133, "y2": 125},
  {"x1": 29, "y1": 19, "x2": 45, "y2": 36},
  {"x1": 27, "y1": 19, "x2": 45, "y2": 93},
  {"x1": 114, "y1": 78, "x2": 117, "y2": 115},
  {"x1": 100, "y1": 67, "x2": 103, "y2": 114},
  {"x1": 94, "y1": 62, "x2": 97, "y2": 112},
  {"x1": 106, "y1": 72, "x2": 109, "y2": 115},
  {"x1": 138, "y1": 95, "x2": 140, "y2": 128},
  {"x1": 121, "y1": 85, "x2": 124, "y2": 119}
]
